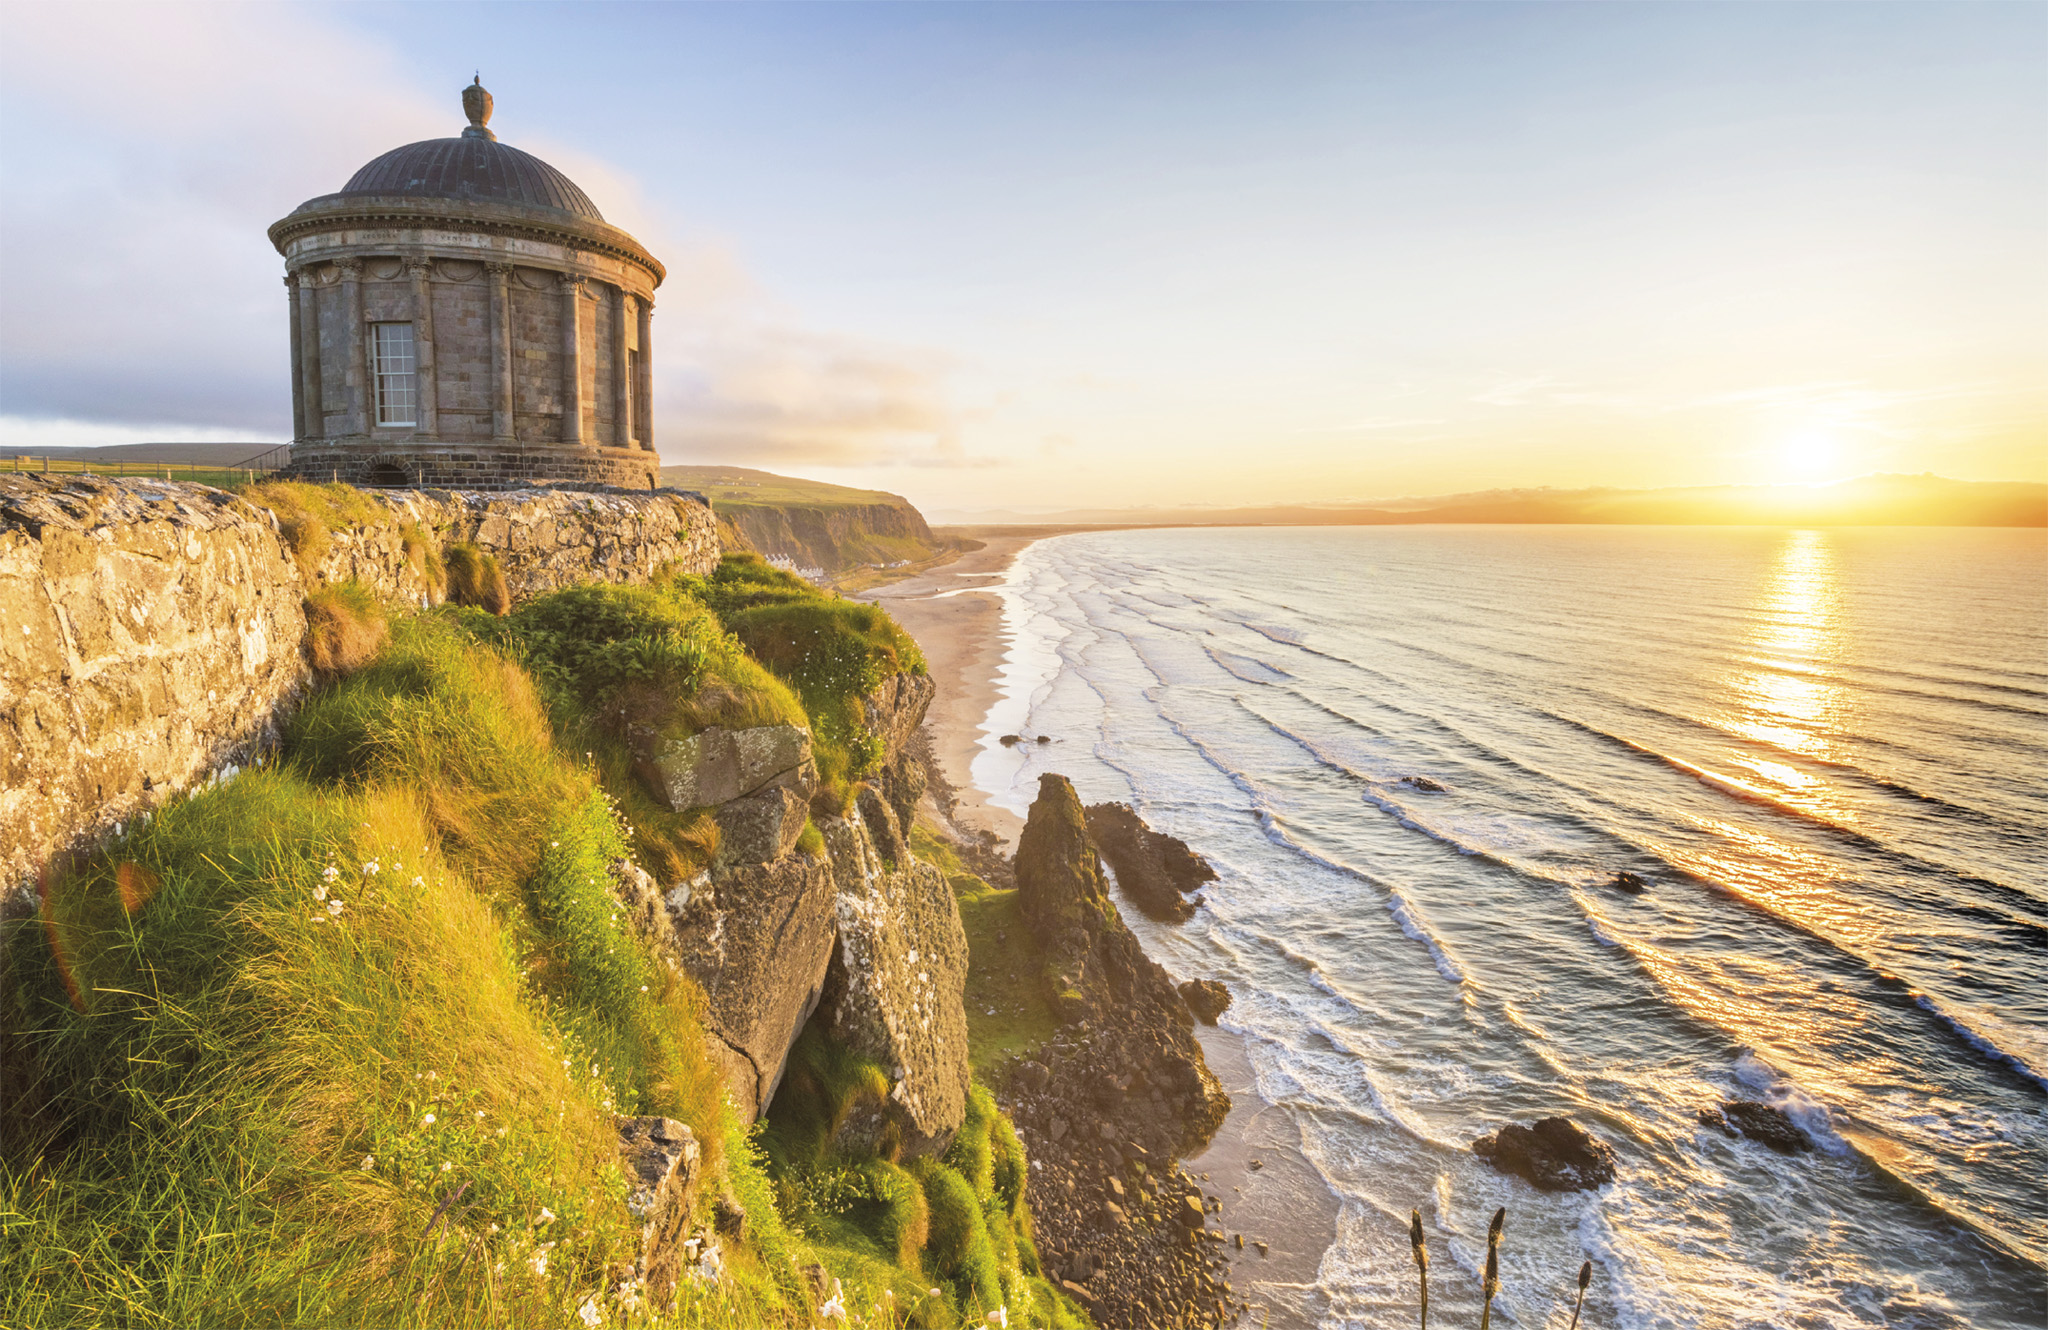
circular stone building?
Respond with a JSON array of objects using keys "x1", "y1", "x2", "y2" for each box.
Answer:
[{"x1": 269, "y1": 79, "x2": 662, "y2": 489}]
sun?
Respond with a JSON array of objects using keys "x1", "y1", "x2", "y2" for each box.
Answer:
[{"x1": 1777, "y1": 429, "x2": 1841, "y2": 481}]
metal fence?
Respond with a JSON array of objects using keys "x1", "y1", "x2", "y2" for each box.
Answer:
[{"x1": 6, "y1": 444, "x2": 291, "y2": 490}]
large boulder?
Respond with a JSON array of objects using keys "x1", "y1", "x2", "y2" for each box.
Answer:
[
  {"x1": 635, "y1": 722, "x2": 815, "y2": 812},
  {"x1": 1472, "y1": 1117, "x2": 1617, "y2": 1192},
  {"x1": 665, "y1": 851, "x2": 838, "y2": 1120},
  {"x1": 813, "y1": 802, "x2": 972, "y2": 1157},
  {"x1": 715, "y1": 784, "x2": 808, "y2": 866},
  {"x1": 1085, "y1": 802, "x2": 1216, "y2": 923}
]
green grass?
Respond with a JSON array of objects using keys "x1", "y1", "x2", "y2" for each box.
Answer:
[
  {"x1": 2, "y1": 572, "x2": 1077, "y2": 1330},
  {"x1": 658, "y1": 465, "x2": 904, "y2": 510},
  {"x1": 913, "y1": 827, "x2": 1062, "y2": 1076},
  {"x1": 688, "y1": 554, "x2": 927, "y2": 812}
]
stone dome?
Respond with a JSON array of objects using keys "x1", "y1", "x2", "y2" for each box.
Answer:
[{"x1": 339, "y1": 136, "x2": 602, "y2": 221}]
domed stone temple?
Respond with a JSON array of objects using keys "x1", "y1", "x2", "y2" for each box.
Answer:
[{"x1": 270, "y1": 79, "x2": 662, "y2": 489}]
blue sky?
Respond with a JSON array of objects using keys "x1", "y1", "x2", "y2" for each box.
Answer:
[{"x1": 1, "y1": 2, "x2": 2040, "y2": 510}]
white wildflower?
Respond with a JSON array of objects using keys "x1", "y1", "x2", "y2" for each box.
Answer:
[
  {"x1": 327, "y1": 899, "x2": 344, "y2": 917},
  {"x1": 819, "y1": 1284, "x2": 846, "y2": 1322},
  {"x1": 322, "y1": 864, "x2": 340, "y2": 882},
  {"x1": 439, "y1": 1161, "x2": 452, "y2": 1173},
  {"x1": 359, "y1": 1154, "x2": 375, "y2": 1171},
  {"x1": 422, "y1": 1112, "x2": 436, "y2": 1126},
  {"x1": 528, "y1": 1249, "x2": 548, "y2": 1277},
  {"x1": 363, "y1": 860, "x2": 380, "y2": 875},
  {"x1": 576, "y1": 1296, "x2": 603, "y2": 1327},
  {"x1": 475, "y1": 1110, "x2": 486, "y2": 1120},
  {"x1": 314, "y1": 884, "x2": 328, "y2": 902},
  {"x1": 538, "y1": 1206, "x2": 557, "y2": 1225},
  {"x1": 412, "y1": 875, "x2": 424, "y2": 887}
]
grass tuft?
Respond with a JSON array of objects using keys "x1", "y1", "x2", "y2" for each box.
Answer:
[
  {"x1": 444, "y1": 542, "x2": 510, "y2": 614},
  {"x1": 305, "y1": 580, "x2": 388, "y2": 675}
]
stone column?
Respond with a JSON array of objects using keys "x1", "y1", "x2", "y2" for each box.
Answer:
[
  {"x1": 295, "y1": 269, "x2": 324, "y2": 439},
  {"x1": 408, "y1": 257, "x2": 439, "y2": 438},
  {"x1": 612, "y1": 287, "x2": 633, "y2": 449},
  {"x1": 339, "y1": 257, "x2": 367, "y2": 437},
  {"x1": 487, "y1": 261, "x2": 515, "y2": 443},
  {"x1": 636, "y1": 297, "x2": 654, "y2": 452},
  {"x1": 284, "y1": 275, "x2": 306, "y2": 441},
  {"x1": 559, "y1": 273, "x2": 584, "y2": 445}
]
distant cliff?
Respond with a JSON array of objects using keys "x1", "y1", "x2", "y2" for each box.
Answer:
[{"x1": 660, "y1": 465, "x2": 950, "y2": 581}]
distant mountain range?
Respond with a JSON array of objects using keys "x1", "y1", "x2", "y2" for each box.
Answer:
[{"x1": 933, "y1": 474, "x2": 2046, "y2": 528}]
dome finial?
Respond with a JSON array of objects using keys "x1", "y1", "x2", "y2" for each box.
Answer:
[{"x1": 461, "y1": 75, "x2": 496, "y2": 142}]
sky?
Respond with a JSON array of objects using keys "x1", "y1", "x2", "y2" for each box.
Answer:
[{"x1": 0, "y1": 1, "x2": 2041, "y2": 512}]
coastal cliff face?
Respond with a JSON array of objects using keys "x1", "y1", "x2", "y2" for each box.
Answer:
[
  {"x1": 621, "y1": 666, "x2": 973, "y2": 1153},
  {"x1": 715, "y1": 499, "x2": 939, "y2": 577},
  {"x1": 0, "y1": 474, "x2": 718, "y2": 911}
]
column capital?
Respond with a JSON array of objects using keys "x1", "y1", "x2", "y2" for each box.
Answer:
[
  {"x1": 406, "y1": 257, "x2": 435, "y2": 279},
  {"x1": 335, "y1": 256, "x2": 363, "y2": 276},
  {"x1": 557, "y1": 271, "x2": 586, "y2": 295},
  {"x1": 484, "y1": 260, "x2": 515, "y2": 276}
]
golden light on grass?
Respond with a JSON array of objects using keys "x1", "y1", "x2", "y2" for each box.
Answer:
[{"x1": 115, "y1": 861, "x2": 161, "y2": 914}]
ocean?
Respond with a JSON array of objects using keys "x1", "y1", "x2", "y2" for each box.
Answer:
[{"x1": 967, "y1": 525, "x2": 2046, "y2": 1328}]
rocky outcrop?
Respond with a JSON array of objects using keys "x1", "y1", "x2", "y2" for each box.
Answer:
[
  {"x1": 1699, "y1": 1100, "x2": 1810, "y2": 1154},
  {"x1": 1179, "y1": 979, "x2": 1231, "y2": 1025},
  {"x1": 306, "y1": 484, "x2": 719, "y2": 606},
  {"x1": 1013, "y1": 774, "x2": 1230, "y2": 1156},
  {"x1": 0, "y1": 477, "x2": 306, "y2": 909},
  {"x1": 633, "y1": 723, "x2": 814, "y2": 813},
  {"x1": 1472, "y1": 1117, "x2": 1617, "y2": 1192},
  {"x1": 1084, "y1": 801, "x2": 1217, "y2": 923},
  {"x1": 615, "y1": 1115, "x2": 702, "y2": 1306}
]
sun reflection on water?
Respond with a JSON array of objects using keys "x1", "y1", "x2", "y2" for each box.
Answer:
[{"x1": 1726, "y1": 529, "x2": 1847, "y2": 763}]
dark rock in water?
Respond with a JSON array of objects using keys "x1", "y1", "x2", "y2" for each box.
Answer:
[
  {"x1": 1085, "y1": 800, "x2": 1218, "y2": 923},
  {"x1": 999, "y1": 733, "x2": 1023, "y2": 747},
  {"x1": 1036, "y1": 734, "x2": 1053, "y2": 745},
  {"x1": 1610, "y1": 870, "x2": 1647, "y2": 894},
  {"x1": 1179, "y1": 979, "x2": 1232, "y2": 1025},
  {"x1": 1700, "y1": 1100, "x2": 1810, "y2": 1154},
  {"x1": 1400, "y1": 775, "x2": 1447, "y2": 793},
  {"x1": 1472, "y1": 1116, "x2": 1617, "y2": 1192}
]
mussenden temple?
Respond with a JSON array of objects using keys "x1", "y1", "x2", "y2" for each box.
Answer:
[{"x1": 270, "y1": 78, "x2": 663, "y2": 490}]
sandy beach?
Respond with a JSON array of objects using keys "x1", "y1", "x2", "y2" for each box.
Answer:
[
  {"x1": 866, "y1": 531, "x2": 1339, "y2": 1325},
  {"x1": 859, "y1": 533, "x2": 1040, "y2": 847}
]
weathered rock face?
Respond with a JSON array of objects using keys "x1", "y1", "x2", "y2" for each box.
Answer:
[
  {"x1": 1085, "y1": 801, "x2": 1216, "y2": 923},
  {"x1": 615, "y1": 1115, "x2": 702, "y2": 1306},
  {"x1": 814, "y1": 805, "x2": 971, "y2": 1157},
  {"x1": 666, "y1": 851, "x2": 839, "y2": 1121},
  {"x1": 1472, "y1": 1117, "x2": 1617, "y2": 1192},
  {"x1": 636, "y1": 723, "x2": 814, "y2": 813},
  {"x1": 0, "y1": 477, "x2": 306, "y2": 909},
  {"x1": 309, "y1": 484, "x2": 720, "y2": 606},
  {"x1": 715, "y1": 785, "x2": 808, "y2": 867}
]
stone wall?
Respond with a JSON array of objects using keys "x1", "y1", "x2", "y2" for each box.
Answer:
[
  {"x1": 306, "y1": 483, "x2": 719, "y2": 605},
  {"x1": 1, "y1": 474, "x2": 720, "y2": 912}
]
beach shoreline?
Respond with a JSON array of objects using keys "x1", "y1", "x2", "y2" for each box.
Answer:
[
  {"x1": 858, "y1": 532, "x2": 1042, "y2": 848},
  {"x1": 863, "y1": 529, "x2": 1338, "y2": 1326}
]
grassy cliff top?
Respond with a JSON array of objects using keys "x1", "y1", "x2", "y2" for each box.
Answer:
[{"x1": 660, "y1": 465, "x2": 908, "y2": 510}]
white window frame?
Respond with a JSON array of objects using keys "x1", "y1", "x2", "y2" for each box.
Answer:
[{"x1": 371, "y1": 322, "x2": 418, "y2": 427}]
